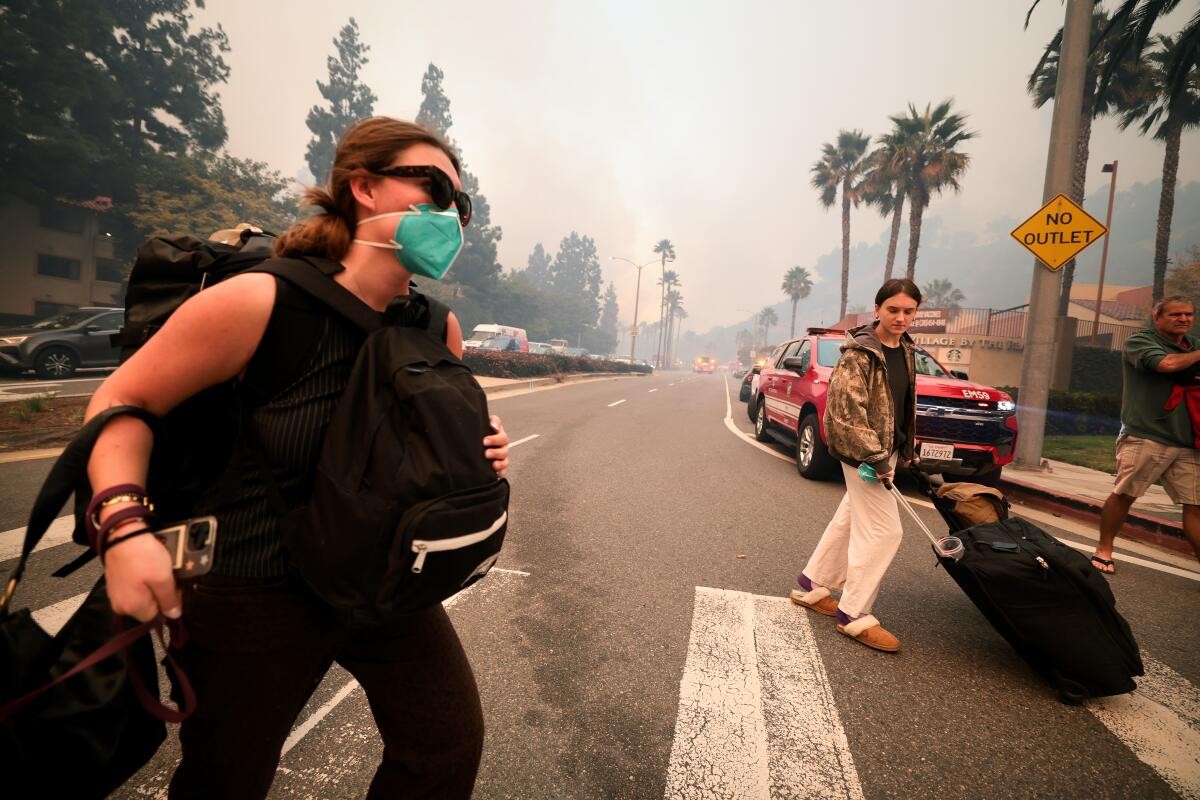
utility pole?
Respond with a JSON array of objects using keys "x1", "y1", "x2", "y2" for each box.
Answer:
[
  {"x1": 1014, "y1": 0, "x2": 1094, "y2": 469},
  {"x1": 1091, "y1": 160, "x2": 1118, "y2": 345}
]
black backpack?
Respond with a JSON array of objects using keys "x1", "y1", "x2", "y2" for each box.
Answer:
[{"x1": 101, "y1": 230, "x2": 510, "y2": 615}]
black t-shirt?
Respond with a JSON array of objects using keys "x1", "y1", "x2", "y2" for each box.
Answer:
[{"x1": 881, "y1": 343, "x2": 911, "y2": 451}]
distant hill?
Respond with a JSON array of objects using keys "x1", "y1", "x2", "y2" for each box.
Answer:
[{"x1": 680, "y1": 179, "x2": 1200, "y2": 363}]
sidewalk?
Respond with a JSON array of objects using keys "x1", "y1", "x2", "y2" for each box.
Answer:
[{"x1": 1001, "y1": 459, "x2": 1191, "y2": 556}]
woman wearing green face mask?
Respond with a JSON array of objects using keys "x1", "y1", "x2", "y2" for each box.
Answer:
[{"x1": 86, "y1": 117, "x2": 507, "y2": 799}]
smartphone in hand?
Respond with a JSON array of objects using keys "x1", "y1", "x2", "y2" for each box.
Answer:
[{"x1": 153, "y1": 516, "x2": 217, "y2": 578}]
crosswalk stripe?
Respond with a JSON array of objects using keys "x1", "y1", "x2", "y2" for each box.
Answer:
[
  {"x1": 665, "y1": 587, "x2": 863, "y2": 800},
  {"x1": 1087, "y1": 656, "x2": 1200, "y2": 798},
  {"x1": 0, "y1": 515, "x2": 77, "y2": 561},
  {"x1": 31, "y1": 590, "x2": 89, "y2": 636}
]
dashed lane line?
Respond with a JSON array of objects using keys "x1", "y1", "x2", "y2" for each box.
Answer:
[
  {"x1": 608, "y1": 399, "x2": 627, "y2": 407},
  {"x1": 649, "y1": 389, "x2": 658, "y2": 393},
  {"x1": 508, "y1": 434, "x2": 540, "y2": 448}
]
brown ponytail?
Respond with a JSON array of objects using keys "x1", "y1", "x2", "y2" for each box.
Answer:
[{"x1": 274, "y1": 117, "x2": 460, "y2": 261}]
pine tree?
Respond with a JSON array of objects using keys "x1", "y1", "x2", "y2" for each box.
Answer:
[
  {"x1": 416, "y1": 64, "x2": 453, "y2": 137},
  {"x1": 415, "y1": 62, "x2": 503, "y2": 292},
  {"x1": 598, "y1": 283, "x2": 621, "y2": 353},
  {"x1": 305, "y1": 18, "x2": 377, "y2": 186},
  {"x1": 524, "y1": 243, "x2": 553, "y2": 290}
]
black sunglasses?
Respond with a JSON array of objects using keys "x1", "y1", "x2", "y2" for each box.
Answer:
[{"x1": 372, "y1": 165, "x2": 472, "y2": 227}]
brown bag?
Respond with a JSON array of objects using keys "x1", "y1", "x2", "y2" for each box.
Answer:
[{"x1": 936, "y1": 482, "x2": 1009, "y2": 526}]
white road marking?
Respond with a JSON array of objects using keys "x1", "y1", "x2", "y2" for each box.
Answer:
[
  {"x1": 723, "y1": 376, "x2": 793, "y2": 464},
  {"x1": 649, "y1": 389, "x2": 659, "y2": 393},
  {"x1": 1088, "y1": 655, "x2": 1200, "y2": 799},
  {"x1": 278, "y1": 567, "x2": 530, "y2": 757},
  {"x1": 665, "y1": 587, "x2": 863, "y2": 800},
  {"x1": 31, "y1": 590, "x2": 89, "y2": 636},
  {"x1": 608, "y1": 399, "x2": 627, "y2": 407},
  {"x1": 508, "y1": 434, "x2": 540, "y2": 448},
  {"x1": 0, "y1": 447, "x2": 64, "y2": 464},
  {"x1": 0, "y1": 515, "x2": 77, "y2": 561}
]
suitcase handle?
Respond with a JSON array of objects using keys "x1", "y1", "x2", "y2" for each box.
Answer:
[{"x1": 889, "y1": 485, "x2": 969, "y2": 561}]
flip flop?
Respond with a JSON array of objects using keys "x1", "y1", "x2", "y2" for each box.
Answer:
[{"x1": 1090, "y1": 555, "x2": 1116, "y2": 575}]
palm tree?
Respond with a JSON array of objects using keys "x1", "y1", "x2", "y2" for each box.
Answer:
[
  {"x1": 1118, "y1": 33, "x2": 1200, "y2": 303},
  {"x1": 922, "y1": 278, "x2": 966, "y2": 309},
  {"x1": 1091, "y1": 0, "x2": 1200, "y2": 120},
  {"x1": 811, "y1": 130, "x2": 871, "y2": 321},
  {"x1": 658, "y1": 272, "x2": 680, "y2": 366},
  {"x1": 663, "y1": 290, "x2": 684, "y2": 367},
  {"x1": 781, "y1": 266, "x2": 815, "y2": 337},
  {"x1": 758, "y1": 306, "x2": 779, "y2": 348},
  {"x1": 653, "y1": 239, "x2": 676, "y2": 366},
  {"x1": 861, "y1": 137, "x2": 911, "y2": 282},
  {"x1": 672, "y1": 303, "x2": 688, "y2": 368},
  {"x1": 887, "y1": 101, "x2": 976, "y2": 282},
  {"x1": 1028, "y1": 10, "x2": 1147, "y2": 313}
]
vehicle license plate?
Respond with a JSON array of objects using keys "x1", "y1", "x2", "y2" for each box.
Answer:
[{"x1": 920, "y1": 442, "x2": 955, "y2": 461}]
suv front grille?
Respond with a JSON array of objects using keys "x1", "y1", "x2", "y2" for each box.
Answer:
[{"x1": 916, "y1": 415, "x2": 1015, "y2": 446}]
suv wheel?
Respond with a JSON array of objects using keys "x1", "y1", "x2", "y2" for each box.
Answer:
[
  {"x1": 796, "y1": 413, "x2": 839, "y2": 480},
  {"x1": 35, "y1": 347, "x2": 78, "y2": 379},
  {"x1": 754, "y1": 399, "x2": 772, "y2": 442}
]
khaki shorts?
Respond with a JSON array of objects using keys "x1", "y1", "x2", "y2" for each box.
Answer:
[{"x1": 1113, "y1": 434, "x2": 1200, "y2": 505}]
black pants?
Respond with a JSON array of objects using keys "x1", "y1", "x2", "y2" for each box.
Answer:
[{"x1": 167, "y1": 575, "x2": 483, "y2": 799}]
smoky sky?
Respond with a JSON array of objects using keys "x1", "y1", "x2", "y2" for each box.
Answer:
[{"x1": 195, "y1": 0, "x2": 1198, "y2": 333}]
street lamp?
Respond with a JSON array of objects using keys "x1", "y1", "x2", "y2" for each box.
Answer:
[
  {"x1": 1091, "y1": 160, "x2": 1118, "y2": 346},
  {"x1": 610, "y1": 255, "x2": 668, "y2": 361}
]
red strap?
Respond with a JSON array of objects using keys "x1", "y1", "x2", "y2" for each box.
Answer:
[
  {"x1": 123, "y1": 616, "x2": 196, "y2": 724},
  {"x1": 92, "y1": 507, "x2": 151, "y2": 553}
]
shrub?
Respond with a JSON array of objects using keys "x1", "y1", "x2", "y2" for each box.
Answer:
[
  {"x1": 462, "y1": 350, "x2": 652, "y2": 379},
  {"x1": 998, "y1": 386, "x2": 1121, "y2": 435},
  {"x1": 1070, "y1": 346, "x2": 1124, "y2": 394}
]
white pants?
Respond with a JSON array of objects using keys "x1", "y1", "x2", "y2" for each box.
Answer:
[{"x1": 803, "y1": 454, "x2": 902, "y2": 619}]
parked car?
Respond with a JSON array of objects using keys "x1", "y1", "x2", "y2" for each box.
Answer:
[
  {"x1": 748, "y1": 328, "x2": 1018, "y2": 486},
  {"x1": 634, "y1": 359, "x2": 654, "y2": 372},
  {"x1": 463, "y1": 323, "x2": 529, "y2": 352},
  {"x1": 0, "y1": 307, "x2": 125, "y2": 379},
  {"x1": 527, "y1": 341, "x2": 556, "y2": 355}
]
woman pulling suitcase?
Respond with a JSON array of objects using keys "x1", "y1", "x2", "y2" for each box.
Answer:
[{"x1": 789, "y1": 278, "x2": 922, "y2": 652}]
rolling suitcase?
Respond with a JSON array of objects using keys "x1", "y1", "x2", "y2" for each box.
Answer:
[{"x1": 890, "y1": 473, "x2": 1143, "y2": 704}]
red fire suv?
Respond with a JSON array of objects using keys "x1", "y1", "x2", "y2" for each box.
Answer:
[{"x1": 748, "y1": 328, "x2": 1018, "y2": 486}]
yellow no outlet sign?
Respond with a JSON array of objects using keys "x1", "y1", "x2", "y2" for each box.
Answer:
[{"x1": 1010, "y1": 193, "x2": 1107, "y2": 271}]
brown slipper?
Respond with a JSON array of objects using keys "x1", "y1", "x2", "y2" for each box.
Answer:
[
  {"x1": 789, "y1": 586, "x2": 838, "y2": 617},
  {"x1": 836, "y1": 614, "x2": 900, "y2": 652}
]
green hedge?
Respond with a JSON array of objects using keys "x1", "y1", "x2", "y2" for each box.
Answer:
[
  {"x1": 998, "y1": 386, "x2": 1121, "y2": 435},
  {"x1": 462, "y1": 350, "x2": 652, "y2": 379},
  {"x1": 1070, "y1": 345, "x2": 1124, "y2": 394}
]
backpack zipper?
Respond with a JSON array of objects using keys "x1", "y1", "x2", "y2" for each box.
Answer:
[{"x1": 411, "y1": 511, "x2": 508, "y2": 573}]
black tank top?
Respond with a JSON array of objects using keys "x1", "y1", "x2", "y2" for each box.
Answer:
[{"x1": 195, "y1": 278, "x2": 364, "y2": 577}]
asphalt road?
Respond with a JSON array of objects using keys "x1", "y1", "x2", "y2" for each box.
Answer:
[{"x1": 1, "y1": 372, "x2": 1197, "y2": 799}]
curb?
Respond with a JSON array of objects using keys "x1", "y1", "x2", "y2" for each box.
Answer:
[
  {"x1": 480, "y1": 371, "x2": 645, "y2": 396},
  {"x1": 1000, "y1": 477, "x2": 1192, "y2": 557}
]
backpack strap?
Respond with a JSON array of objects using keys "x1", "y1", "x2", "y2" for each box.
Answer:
[
  {"x1": 3, "y1": 406, "x2": 158, "y2": 607},
  {"x1": 247, "y1": 257, "x2": 382, "y2": 335}
]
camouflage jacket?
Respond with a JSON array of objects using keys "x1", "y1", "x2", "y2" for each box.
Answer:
[{"x1": 823, "y1": 323, "x2": 917, "y2": 468}]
